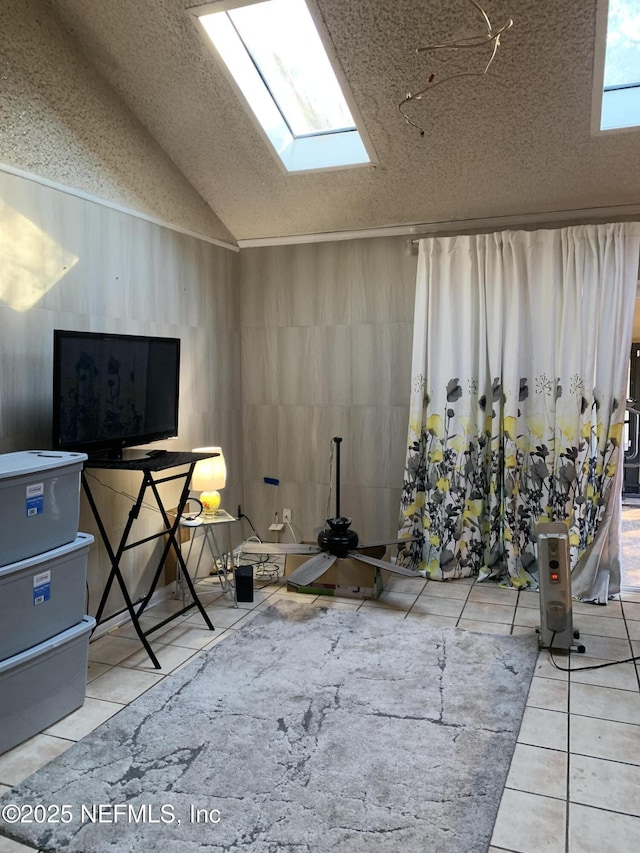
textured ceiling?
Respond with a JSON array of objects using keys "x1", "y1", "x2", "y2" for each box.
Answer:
[{"x1": 46, "y1": 0, "x2": 640, "y2": 242}]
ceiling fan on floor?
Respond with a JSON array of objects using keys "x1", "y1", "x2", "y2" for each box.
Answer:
[{"x1": 240, "y1": 437, "x2": 425, "y2": 587}]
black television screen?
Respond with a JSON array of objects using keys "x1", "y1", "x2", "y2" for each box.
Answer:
[{"x1": 52, "y1": 330, "x2": 180, "y2": 457}]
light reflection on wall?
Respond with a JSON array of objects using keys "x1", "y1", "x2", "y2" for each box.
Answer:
[{"x1": 0, "y1": 199, "x2": 78, "y2": 311}]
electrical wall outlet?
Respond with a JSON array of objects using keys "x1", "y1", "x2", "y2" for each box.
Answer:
[{"x1": 283, "y1": 508, "x2": 292, "y2": 523}]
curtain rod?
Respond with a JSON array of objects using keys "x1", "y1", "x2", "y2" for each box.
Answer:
[{"x1": 408, "y1": 208, "x2": 640, "y2": 245}]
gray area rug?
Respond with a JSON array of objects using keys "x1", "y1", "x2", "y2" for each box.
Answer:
[{"x1": 0, "y1": 600, "x2": 538, "y2": 852}]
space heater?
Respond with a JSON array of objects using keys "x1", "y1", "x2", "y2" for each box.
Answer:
[{"x1": 536, "y1": 522, "x2": 584, "y2": 654}]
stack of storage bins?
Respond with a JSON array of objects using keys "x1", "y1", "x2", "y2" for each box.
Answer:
[{"x1": 0, "y1": 451, "x2": 95, "y2": 755}]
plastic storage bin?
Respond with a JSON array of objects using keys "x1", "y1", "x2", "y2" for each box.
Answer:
[
  {"x1": 0, "y1": 450, "x2": 87, "y2": 566},
  {"x1": 0, "y1": 616, "x2": 95, "y2": 755},
  {"x1": 0, "y1": 533, "x2": 94, "y2": 660}
]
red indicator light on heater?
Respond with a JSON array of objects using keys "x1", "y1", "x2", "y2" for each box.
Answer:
[{"x1": 550, "y1": 571, "x2": 559, "y2": 582}]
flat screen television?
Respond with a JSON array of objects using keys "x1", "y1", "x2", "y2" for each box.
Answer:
[{"x1": 52, "y1": 330, "x2": 181, "y2": 458}]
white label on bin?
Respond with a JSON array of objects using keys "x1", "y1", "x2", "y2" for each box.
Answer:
[
  {"x1": 26, "y1": 482, "x2": 44, "y2": 517},
  {"x1": 33, "y1": 570, "x2": 51, "y2": 605}
]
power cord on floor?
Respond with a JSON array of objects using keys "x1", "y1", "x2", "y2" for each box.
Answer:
[
  {"x1": 547, "y1": 631, "x2": 640, "y2": 672},
  {"x1": 236, "y1": 539, "x2": 281, "y2": 573},
  {"x1": 239, "y1": 547, "x2": 281, "y2": 580},
  {"x1": 235, "y1": 509, "x2": 281, "y2": 579}
]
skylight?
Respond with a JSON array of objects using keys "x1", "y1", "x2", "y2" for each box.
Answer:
[
  {"x1": 193, "y1": 0, "x2": 374, "y2": 173},
  {"x1": 594, "y1": 0, "x2": 640, "y2": 132}
]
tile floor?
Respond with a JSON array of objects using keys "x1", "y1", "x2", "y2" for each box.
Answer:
[{"x1": 0, "y1": 569, "x2": 639, "y2": 853}]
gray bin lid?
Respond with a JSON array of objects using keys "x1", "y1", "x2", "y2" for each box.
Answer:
[
  {"x1": 0, "y1": 451, "x2": 88, "y2": 480},
  {"x1": 0, "y1": 532, "x2": 94, "y2": 579},
  {"x1": 0, "y1": 616, "x2": 96, "y2": 674}
]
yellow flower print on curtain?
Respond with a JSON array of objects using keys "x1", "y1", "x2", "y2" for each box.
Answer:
[{"x1": 399, "y1": 372, "x2": 625, "y2": 586}]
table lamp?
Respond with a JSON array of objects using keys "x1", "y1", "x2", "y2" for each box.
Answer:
[{"x1": 191, "y1": 447, "x2": 226, "y2": 516}]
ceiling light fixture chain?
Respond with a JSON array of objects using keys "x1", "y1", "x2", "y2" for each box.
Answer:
[{"x1": 399, "y1": 0, "x2": 513, "y2": 136}]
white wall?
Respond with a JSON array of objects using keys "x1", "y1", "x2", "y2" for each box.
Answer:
[
  {"x1": 0, "y1": 167, "x2": 241, "y2": 619},
  {"x1": 240, "y1": 238, "x2": 418, "y2": 545},
  {"x1": 0, "y1": 0, "x2": 242, "y2": 620}
]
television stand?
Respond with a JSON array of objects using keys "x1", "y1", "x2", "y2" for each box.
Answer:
[{"x1": 82, "y1": 451, "x2": 216, "y2": 668}]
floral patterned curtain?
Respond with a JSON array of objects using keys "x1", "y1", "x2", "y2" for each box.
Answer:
[{"x1": 399, "y1": 224, "x2": 640, "y2": 598}]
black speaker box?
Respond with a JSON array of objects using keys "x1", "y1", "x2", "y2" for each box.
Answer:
[{"x1": 235, "y1": 565, "x2": 254, "y2": 603}]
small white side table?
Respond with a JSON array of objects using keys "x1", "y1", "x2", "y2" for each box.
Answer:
[{"x1": 178, "y1": 509, "x2": 239, "y2": 606}]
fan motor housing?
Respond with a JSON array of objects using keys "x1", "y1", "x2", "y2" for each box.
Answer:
[{"x1": 318, "y1": 517, "x2": 359, "y2": 557}]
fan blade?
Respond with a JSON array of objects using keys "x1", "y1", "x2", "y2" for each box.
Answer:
[
  {"x1": 240, "y1": 541, "x2": 320, "y2": 555},
  {"x1": 355, "y1": 537, "x2": 417, "y2": 550},
  {"x1": 287, "y1": 552, "x2": 337, "y2": 586},
  {"x1": 348, "y1": 551, "x2": 426, "y2": 578}
]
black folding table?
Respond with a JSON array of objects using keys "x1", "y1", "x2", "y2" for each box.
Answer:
[{"x1": 82, "y1": 451, "x2": 216, "y2": 668}]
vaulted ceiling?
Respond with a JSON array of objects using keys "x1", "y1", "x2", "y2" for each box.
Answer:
[{"x1": 46, "y1": 0, "x2": 640, "y2": 243}]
